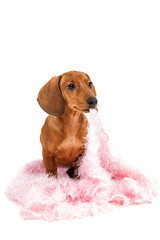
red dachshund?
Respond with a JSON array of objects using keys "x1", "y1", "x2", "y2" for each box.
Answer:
[{"x1": 37, "y1": 71, "x2": 97, "y2": 178}]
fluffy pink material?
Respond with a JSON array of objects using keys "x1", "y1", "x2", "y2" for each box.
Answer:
[{"x1": 6, "y1": 111, "x2": 157, "y2": 221}]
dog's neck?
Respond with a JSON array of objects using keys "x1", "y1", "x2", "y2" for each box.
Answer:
[
  {"x1": 59, "y1": 105, "x2": 84, "y2": 135},
  {"x1": 62, "y1": 104, "x2": 82, "y2": 118}
]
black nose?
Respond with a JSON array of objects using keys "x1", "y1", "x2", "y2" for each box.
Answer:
[{"x1": 86, "y1": 97, "x2": 98, "y2": 108}]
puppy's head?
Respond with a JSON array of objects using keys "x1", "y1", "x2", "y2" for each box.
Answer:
[{"x1": 37, "y1": 71, "x2": 97, "y2": 116}]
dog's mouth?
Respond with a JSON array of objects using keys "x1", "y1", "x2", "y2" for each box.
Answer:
[
  {"x1": 82, "y1": 109, "x2": 90, "y2": 113},
  {"x1": 74, "y1": 106, "x2": 90, "y2": 112},
  {"x1": 74, "y1": 107, "x2": 97, "y2": 113}
]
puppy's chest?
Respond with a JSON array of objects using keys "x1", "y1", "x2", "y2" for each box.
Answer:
[{"x1": 55, "y1": 135, "x2": 85, "y2": 165}]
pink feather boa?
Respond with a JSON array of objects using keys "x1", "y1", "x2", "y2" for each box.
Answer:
[{"x1": 6, "y1": 111, "x2": 157, "y2": 221}]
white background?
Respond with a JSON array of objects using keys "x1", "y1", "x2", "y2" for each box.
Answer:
[{"x1": 0, "y1": 0, "x2": 160, "y2": 239}]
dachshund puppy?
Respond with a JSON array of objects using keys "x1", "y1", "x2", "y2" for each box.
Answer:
[{"x1": 37, "y1": 71, "x2": 98, "y2": 178}]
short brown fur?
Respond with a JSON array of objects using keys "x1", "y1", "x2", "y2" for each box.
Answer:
[{"x1": 37, "y1": 71, "x2": 97, "y2": 178}]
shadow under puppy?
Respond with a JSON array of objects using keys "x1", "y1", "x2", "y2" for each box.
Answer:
[{"x1": 37, "y1": 71, "x2": 98, "y2": 179}]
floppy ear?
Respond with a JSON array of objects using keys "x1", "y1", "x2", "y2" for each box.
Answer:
[{"x1": 37, "y1": 76, "x2": 65, "y2": 116}]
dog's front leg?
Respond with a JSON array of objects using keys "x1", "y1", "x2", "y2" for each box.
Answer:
[{"x1": 42, "y1": 149, "x2": 57, "y2": 178}]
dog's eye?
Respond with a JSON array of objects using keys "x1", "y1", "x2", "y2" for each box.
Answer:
[
  {"x1": 67, "y1": 83, "x2": 76, "y2": 90},
  {"x1": 88, "y1": 82, "x2": 93, "y2": 88}
]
